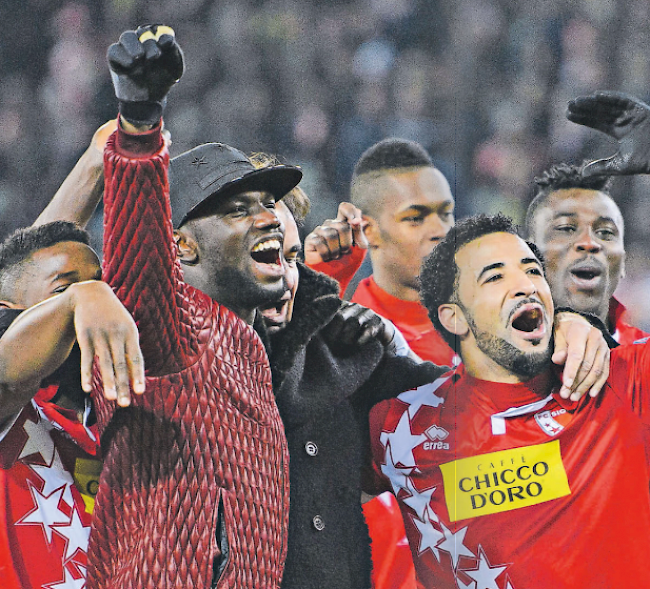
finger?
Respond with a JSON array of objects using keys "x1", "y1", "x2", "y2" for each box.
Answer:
[
  {"x1": 107, "y1": 42, "x2": 137, "y2": 73},
  {"x1": 323, "y1": 302, "x2": 355, "y2": 342},
  {"x1": 77, "y1": 329, "x2": 94, "y2": 393},
  {"x1": 317, "y1": 225, "x2": 348, "y2": 259},
  {"x1": 336, "y1": 202, "x2": 363, "y2": 223},
  {"x1": 125, "y1": 335, "x2": 146, "y2": 395},
  {"x1": 328, "y1": 221, "x2": 354, "y2": 252},
  {"x1": 582, "y1": 156, "x2": 621, "y2": 178},
  {"x1": 94, "y1": 334, "x2": 118, "y2": 402},
  {"x1": 355, "y1": 313, "x2": 384, "y2": 345},
  {"x1": 589, "y1": 345, "x2": 610, "y2": 398},
  {"x1": 118, "y1": 30, "x2": 144, "y2": 62},
  {"x1": 110, "y1": 341, "x2": 132, "y2": 408},
  {"x1": 339, "y1": 307, "x2": 380, "y2": 345},
  {"x1": 563, "y1": 330, "x2": 600, "y2": 400},
  {"x1": 553, "y1": 319, "x2": 586, "y2": 398},
  {"x1": 141, "y1": 37, "x2": 162, "y2": 61},
  {"x1": 305, "y1": 231, "x2": 336, "y2": 262},
  {"x1": 569, "y1": 334, "x2": 608, "y2": 401}
]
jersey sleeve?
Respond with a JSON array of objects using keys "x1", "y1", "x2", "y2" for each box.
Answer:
[
  {"x1": 102, "y1": 123, "x2": 199, "y2": 377},
  {"x1": 609, "y1": 339, "x2": 650, "y2": 422},
  {"x1": 306, "y1": 245, "x2": 366, "y2": 298}
]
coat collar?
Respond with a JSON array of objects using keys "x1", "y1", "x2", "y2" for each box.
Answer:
[{"x1": 268, "y1": 263, "x2": 343, "y2": 385}]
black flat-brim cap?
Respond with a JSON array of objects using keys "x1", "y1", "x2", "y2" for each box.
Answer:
[{"x1": 169, "y1": 143, "x2": 302, "y2": 228}]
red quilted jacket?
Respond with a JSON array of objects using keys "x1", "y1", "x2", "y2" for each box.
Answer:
[{"x1": 86, "y1": 126, "x2": 290, "y2": 588}]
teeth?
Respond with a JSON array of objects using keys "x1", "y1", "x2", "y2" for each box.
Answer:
[{"x1": 252, "y1": 239, "x2": 281, "y2": 253}]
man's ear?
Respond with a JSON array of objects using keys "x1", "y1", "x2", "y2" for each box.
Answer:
[
  {"x1": 438, "y1": 303, "x2": 469, "y2": 338},
  {"x1": 362, "y1": 215, "x2": 381, "y2": 249},
  {"x1": 173, "y1": 229, "x2": 199, "y2": 265}
]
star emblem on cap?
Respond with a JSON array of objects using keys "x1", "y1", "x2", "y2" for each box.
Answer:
[{"x1": 191, "y1": 156, "x2": 207, "y2": 168}]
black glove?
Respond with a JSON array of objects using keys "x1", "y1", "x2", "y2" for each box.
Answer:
[
  {"x1": 107, "y1": 24, "x2": 184, "y2": 126},
  {"x1": 322, "y1": 302, "x2": 387, "y2": 351},
  {"x1": 567, "y1": 91, "x2": 650, "y2": 177}
]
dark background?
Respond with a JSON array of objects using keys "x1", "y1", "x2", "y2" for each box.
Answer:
[{"x1": 2, "y1": 0, "x2": 650, "y2": 326}]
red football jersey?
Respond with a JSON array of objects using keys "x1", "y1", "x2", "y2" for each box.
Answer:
[
  {"x1": 370, "y1": 342, "x2": 650, "y2": 589},
  {"x1": 0, "y1": 385, "x2": 101, "y2": 589}
]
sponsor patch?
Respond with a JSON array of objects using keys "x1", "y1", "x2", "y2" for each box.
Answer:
[
  {"x1": 439, "y1": 440, "x2": 570, "y2": 522},
  {"x1": 73, "y1": 457, "x2": 102, "y2": 514}
]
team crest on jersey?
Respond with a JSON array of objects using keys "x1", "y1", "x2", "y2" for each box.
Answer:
[
  {"x1": 534, "y1": 408, "x2": 570, "y2": 437},
  {"x1": 424, "y1": 424, "x2": 450, "y2": 450}
]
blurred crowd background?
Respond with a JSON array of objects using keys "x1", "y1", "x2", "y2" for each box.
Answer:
[{"x1": 3, "y1": 0, "x2": 650, "y2": 327}]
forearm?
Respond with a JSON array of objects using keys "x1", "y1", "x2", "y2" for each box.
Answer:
[
  {"x1": 0, "y1": 291, "x2": 77, "y2": 421},
  {"x1": 34, "y1": 140, "x2": 104, "y2": 228}
]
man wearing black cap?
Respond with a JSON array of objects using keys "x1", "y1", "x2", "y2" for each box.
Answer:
[{"x1": 86, "y1": 27, "x2": 301, "y2": 589}]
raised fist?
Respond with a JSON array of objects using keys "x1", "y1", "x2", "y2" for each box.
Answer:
[
  {"x1": 304, "y1": 202, "x2": 368, "y2": 265},
  {"x1": 108, "y1": 24, "x2": 184, "y2": 125},
  {"x1": 567, "y1": 91, "x2": 650, "y2": 177}
]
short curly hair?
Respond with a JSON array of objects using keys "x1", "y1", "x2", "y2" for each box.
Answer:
[
  {"x1": 0, "y1": 221, "x2": 91, "y2": 300},
  {"x1": 420, "y1": 214, "x2": 542, "y2": 348},
  {"x1": 350, "y1": 138, "x2": 436, "y2": 218},
  {"x1": 525, "y1": 162, "x2": 612, "y2": 237}
]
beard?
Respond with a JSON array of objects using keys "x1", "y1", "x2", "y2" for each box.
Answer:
[
  {"x1": 465, "y1": 312, "x2": 552, "y2": 380},
  {"x1": 213, "y1": 266, "x2": 288, "y2": 316}
]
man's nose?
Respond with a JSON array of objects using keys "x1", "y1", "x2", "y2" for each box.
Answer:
[
  {"x1": 253, "y1": 206, "x2": 281, "y2": 230},
  {"x1": 511, "y1": 272, "x2": 538, "y2": 298},
  {"x1": 427, "y1": 215, "x2": 451, "y2": 243},
  {"x1": 575, "y1": 228, "x2": 602, "y2": 253}
]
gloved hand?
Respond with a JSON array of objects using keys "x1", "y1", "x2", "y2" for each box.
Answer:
[
  {"x1": 567, "y1": 91, "x2": 650, "y2": 177},
  {"x1": 107, "y1": 24, "x2": 184, "y2": 126},
  {"x1": 323, "y1": 301, "x2": 386, "y2": 350}
]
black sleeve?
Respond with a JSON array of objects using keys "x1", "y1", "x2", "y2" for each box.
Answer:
[{"x1": 0, "y1": 308, "x2": 24, "y2": 337}]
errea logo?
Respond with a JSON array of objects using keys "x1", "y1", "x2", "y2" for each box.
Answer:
[{"x1": 424, "y1": 424, "x2": 450, "y2": 450}]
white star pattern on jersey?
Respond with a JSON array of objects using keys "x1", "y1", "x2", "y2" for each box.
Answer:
[
  {"x1": 380, "y1": 411, "x2": 426, "y2": 469},
  {"x1": 43, "y1": 565, "x2": 87, "y2": 589},
  {"x1": 20, "y1": 416, "x2": 55, "y2": 463},
  {"x1": 380, "y1": 442, "x2": 411, "y2": 492},
  {"x1": 17, "y1": 484, "x2": 69, "y2": 544},
  {"x1": 462, "y1": 547, "x2": 508, "y2": 589},
  {"x1": 413, "y1": 511, "x2": 444, "y2": 560},
  {"x1": 53, "y1": 505, "x2": 91, "y2": 560},
  {"x1": 397, "y1": 376, "x2": 449, "y2": 419},
  {"x1": 401, "y1": 476, "x2": 437, "y2": 521},
  {"x1": 30, "y1": 449, "x2": 75, "y2": 508},
  {"x1": 437, "y1": 522, "x2": 475, "y2": 570},
  {"x1": 379, "y1": 378, "x2": 517, "y2": 589}
]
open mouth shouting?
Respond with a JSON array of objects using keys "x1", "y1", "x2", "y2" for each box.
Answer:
[
  {"x1": 259, "y1": 289, "x2": 292, "y2": 330},
  {"x1": 509, "y1": 302, "x2": 547, "y2": 342},
  {"x1": 569, "y1": 260, "x2": 604, "y2": 290},
  {"x1": 250, "y1": 236, "x2": 284, "y2": 278}
]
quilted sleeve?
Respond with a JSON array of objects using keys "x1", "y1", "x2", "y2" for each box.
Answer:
[{"x1": 102, "y1": 125, "x2": 194, "y2": 376}]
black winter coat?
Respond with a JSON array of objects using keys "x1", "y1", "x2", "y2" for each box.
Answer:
[{"x1": 267, "y1": 264, "x2": 443, "y2": 589}]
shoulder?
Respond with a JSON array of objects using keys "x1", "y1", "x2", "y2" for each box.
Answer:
[{"x1": 370, "y1": 371, "x2": 454, "y2": 435}]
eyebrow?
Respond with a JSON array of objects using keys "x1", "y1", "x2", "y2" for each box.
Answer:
[
  {"x1": 398, "y1": 201, "x2": 454, "y2": 215},
  {"x1": 50, "y1": 270, "x2": 80, "y2": 283},
  {"x1": 552, "y1": 211, "x2": 618, "y2": 225},
  {"x1": 50, "y1": 268, "x2": 102, "y2": 282},
  {"x1": 477, "y1": 262, "x2": 504, "y2": 282},
  {"x1": 477, "y1": 257, "x2": 542, "y2": 282}
]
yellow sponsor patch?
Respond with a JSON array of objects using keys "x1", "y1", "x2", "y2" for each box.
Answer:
[
  {"x1": 439, "y1": 440, "x2": 570, "y2": 522},
  {"x1": 73, "y1": 458, "x2": 102, "y2": 514}
]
